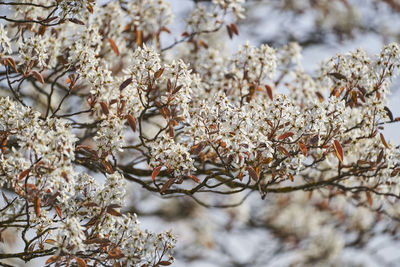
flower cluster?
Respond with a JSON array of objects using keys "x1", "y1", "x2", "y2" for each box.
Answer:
[
  {"x1": 0, "y1": 97, "x2": 175, "y2": 266},
  {"x1": 0, "y1": 24, "x2": 12, "y2": 55},
  {"x1": 186, "y1": 0, "x2": 246, "y2": 32}
]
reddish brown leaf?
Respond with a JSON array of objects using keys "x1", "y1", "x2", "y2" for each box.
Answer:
[
  {"x1": 45, "y1": 239, "x2": 56, "y2": 244},
  {"x1": 2, "y1": 191, "x2": 9, "y2": 204},
  {"x1": 380, "y1": 133, "x2": 390, "y2": 149},
  {"x1": 107, "y1": 207, "x2": 122, "y2": 217},
  {"x1": 76, "y1": 257, "x2": 87, "y2": 267},
  {"x1": 298, "y1": 141, "x2": 307, "y2": 156},
  {"x1": 68, "y1": 18, "x2": 85, "y2": 25},
  {"x1": 172, "y1": 84, "x2": 183, "y2": 95},
  {"x1": 366, "y1": 191, "x2": 373, "y2": 207},
  {"x1": 136, "y1": 30, "x2": 143, "y2": 47},
  {"x1": 159, "y1": 261, "x2": 172, "y2": 266},
  {"x1": 100, "y1": 101, "x2": 109, "y2": 116},
  {"x1": 107, "y1": 248, "x2": 123, "y2": 259},
  {"x1": 238, "y1": 172, "x2": 244, "y2": 181},
  {"x1": 328, "y1": 72, "x2": 347, "y2": 81},
  {"x1": 154, "y1": 68, "x2": 164, "y2": 79},
  {"x1": 45, "y1": 256, "x2": 59, "y2": 264},
  {"x1": 198, "y1": 39, "x2": 208, "y2": 49},
  {"x1": 160, "y1": 178, "x2": 176, "y2": 193},
  {"x1": 230, "y1": 23, "x2": 239, "y2": 35},
  {"x1": 54, "y1": 205, "x2": 62, "y2": 219},
  {"x1": 168, "y1": 125, "x2": 174, "y2": 138},
  {"x1": 315, "y1": 91, "x2": 324, "y2": 102},
  {"x1": 226, "y1": 25, "x2": 233, "y2": 39},
  {"x1": 120, "y1": 77, "x2": 133, "y2": 91},
  {"x1": 278, "y1": 146, "x2": 291, "y2": 157},
  {"x1": 307, "y1": 190, "x2": 313, "y2": 200},
  {"x1": 31, "y1": 70, "x2": 45, "y2": 84},
  {"x1": 288, "y1": 173, "x2": 294, "y2": 182},
  {"x1": 87, "y1": 3, "x2": 94, "y2": 14},
  {"x1": 34, "y1": 197, "x2": 41, "y2": 217},
  {"x1": 84, "y1": 238, "x2": 111, "y2": 245},
  {"x1": 278, "y1": 132, "x2": 294, "y2": 140},
  {"x1": 247, "y1": 167, "x2": 259, "y2": 181},
  {"x1": 333, "y1": 140, "x2": 344, "y2": 164},
  {"x1": 188, "y1": 175, "x2": 200, "y2": 183},
  {"x1": 19, "y1": 169, "x2": 30, "y2": 180},
  {"x1": 152, "y1": 166, "x2": 162, "y2": 181},
  {"x1": 191, "y1": 142, "x2": 205, "y2": 155},
  {"x1": 102, "y1": 160, "x2": 114, "y2": 174},
  {"x1": 384, "y1": 106, "x2": 394, "y2": 121},
  {"x1": 1, "y1": 134, "x2": 8, "y2": 154},
  {"x1": 265, "y1": 85, "x2": 273, "y2": 100},
  {"x1": 390, "y1": 168, "x2": 400, "y2": 177},
  {"x1": 108, "y1": 38, "x2": 119, "y2": 56},
  {"x1": 5, "y1": 57, "x2": 18, "y2": 72},
  {"x1": 160, "y1": 26, "x2": 171, "y2": 34},
  {"x1": 126, "y1": 114, "x2": 137, "y2": 132},
  {"x1": 377, "y1": 149, "x2": 384, "y2": 164}
]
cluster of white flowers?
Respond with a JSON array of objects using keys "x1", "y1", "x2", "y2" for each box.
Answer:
[
  {"x1": 213, "y1": 0, "x2": 246, "y2": 20},
  {"x1": 233, "y1": 41, "x2": 277, "y2": 84},
  {"x1": 0, "y1": 24, "x2": 12, "y2": 55},
  {"x1": 124, "y1": 45, "x2": 193, "y2": 119},
  {"x1": 0, "y1": 97, "x2": 175, "y2": 265},
  {"x1": 187, "y1": 0, "x2": 246, "y2": 32},
  {"x1": 18, "y1": 35, "x2": 51, "y2": 69},
  {"x1": 150, "y1": 133, "x2": 195, "y2": 177},
  {"x1": 59, "y1": 0, "x2": 93, "y2": 18},
  {"x1": 0, "y1": 97, "x2": 77, "y2": 204},
  {"x1": 126, "y1": 0, "x2": 174, "y2": 34}
]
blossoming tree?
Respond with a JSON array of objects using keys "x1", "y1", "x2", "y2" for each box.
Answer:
[{"x1": 0, "y1": 0, "x2": 400, "y2": 266}]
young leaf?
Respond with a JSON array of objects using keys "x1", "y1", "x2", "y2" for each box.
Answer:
[
  {"x1": 380, "y1": 133, "x2": 390, "y2": 149},
  {"x1": 278, "y1": 146, "x2": 291, "y2": 157},
  {"x1": 45, "y1": 256, "x2": 59, "y2": 264},
  {"x1": 298, "y1": 141, "x2": 307, "y2": 156},
  {"x1": 333, "y1": 139, "x2": 344, "y2": 164},
  {"x1": 19, "y1": 169, "x2": 30, "y2": 180},
  {"x1": 188, "y1": 175, "x2": 200, "y2": 183},
  {"x1": 108, "y1": 38, "x2": 119, "y2": 56},
  {"x1": 366, "y1": 191, "x2": 373, "y2": 207},
  {"x1": 160, "y1": 178, "x2": 176, "y2": 193},
  {"x1": 120, "y1": 77, "x2": 133, "y2": 91},
  {"x1": 265, "y1": 85, "x2": 273, "y2": 100},
  {"x1": 377, "y1": 149, "x2": 384, "y2": 164},
  {"x1": 230, "y1": 23, "x2": 239, "y2": 35},
  {"x1": 76, "y1": 257, "x2": 87, "y2": 267},
  {"x1": 136, "y1": 29, "x2": 143, "y2": 47},
  {"x1": 99, "y1": 101, "x2": 109, "y2": 116},
  {"x1": 226, "y1": 25, "x2": 233, "y2": 39},
  {"x1": 152, "y1": 166, "x2": 162, "y2": 181},
  {"x1": 288, "y1": 173, "x2": 294, "y2": 182},
  {"x1": 278, "y1": 132, "x2": 294, "y2": 140},
  {"x1": 154, "y1": 68, "x2": 164, "y2": 79},
  {"x1": 54, "y1": 205, "x2": 62, "y2": 219},
  {"x1": 6, "y1": 57, "x2": 18, "y2": 72},
  {"x1": 159, "y1": 261, "x2": 172, "y2": 266},
  {"x1": 328, "y1": 72, "x2": 347, "y2": 81},
  {"x1": 247, "y1": 167, "x2": 259, "y2": 181},
  {"x1": 101, "y1": 160, "x2": 114, "y2": 174},
  {"x1": 68, "y1": 18, "x2": 85, "y2": 25},
  {"x1": 31, "y1": 70, "x2": 45, "y2": 84},
  {"x1": 126, "y1": 114, "x2": 137, "y2": 132},
  {"x1": 106, "y1": 207, "x2": 122, "y2": 217},
  {"x1": 34, "y1": 196, "x2": 41, "y2": 217}
]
